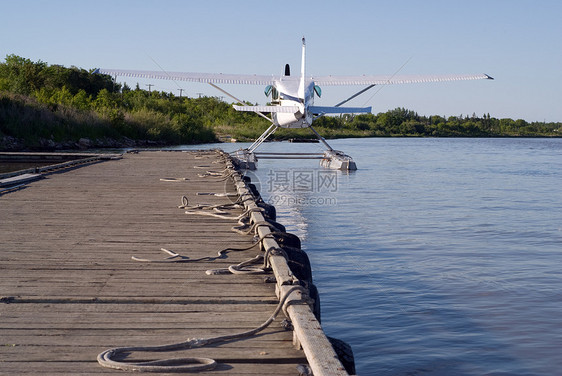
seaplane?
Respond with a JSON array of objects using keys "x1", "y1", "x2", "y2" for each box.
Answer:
[{"x1": 95, "y1": 37, "x2": 492, "y2": 170}]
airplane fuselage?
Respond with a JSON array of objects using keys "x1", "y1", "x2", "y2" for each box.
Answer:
[{"x1": 273, "y1": 79, "x2": 315, "y2": 128}]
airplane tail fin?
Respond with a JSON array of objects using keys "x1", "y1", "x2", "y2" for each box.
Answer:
[
  {"x1": 301, "y1": 37, "x2": 306, "y2": 79},
  {"x1": 309, "y1": 106, "x2": 372, "y2": 114},
  {"x1": 298, "y1": 37, "x2": 306, "y2": 99}
]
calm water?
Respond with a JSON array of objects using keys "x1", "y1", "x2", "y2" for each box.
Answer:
[{"x1": 180, "y1": 138, "x2": 562, "y2": 375}]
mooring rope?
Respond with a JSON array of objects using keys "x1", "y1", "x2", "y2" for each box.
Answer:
[
  {"x1": 131, "y1": 233, "x2": 276, "y2": 264},
  {"x1": 97, "y1": 286, "x2": 308, "y2": 373},
  {"x1": 231, "y1": 220, "x2": 285, "y2": 235},
  {"x1": 179, "y1": 195, "x2": 254, "y2": 210},
  {"x1": 196, "y1": 192, "x2": 238, "y2": 197},
  {"x1": 205, "y1": 241, "x2": 287, "y2": 276},
  {"x1": 181, "y1": 193, "x2": 260, "y2": 220},
  {"x1": 196, "y1": 170, "x2": 237, "y2": 181},
  {"x1": 184, "y1": 209, "x2": 235, "y2": 220},
  {"x1": 159, "y1": 177, "x2": 189, "y2": 182},
  {"x1": 193, "y1": 165, "x2": 215, "y2": 169}
]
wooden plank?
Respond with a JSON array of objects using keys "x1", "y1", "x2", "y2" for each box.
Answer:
[
  {"x1": 0, "y1": 172, "x2": 42, "y2": 187},
  {"x1": 0, "y1": 362, "x2": 304, "y2": 376},
  {"x1": 0, "y1": 328, "x2": 298, "y2": 343},
  {"x1": 0, "y1": 345, "x2": 308, "y2": 362}
]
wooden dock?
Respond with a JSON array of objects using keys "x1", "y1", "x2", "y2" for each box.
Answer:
[{"x1": 0, "y1": 150, "x2": 349, "y2": 375}]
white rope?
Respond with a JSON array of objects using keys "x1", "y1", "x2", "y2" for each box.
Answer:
[
  {"x1": 196, "y1": 192, "x2": 238, "y2": 197},
  {"x1": 159, "y1": 177, "x2": 189, "y2": 182},
  {"x1": 184, "y1": 210, "x2": 235, "y2": 220}
]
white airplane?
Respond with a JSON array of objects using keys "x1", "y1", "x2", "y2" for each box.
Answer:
[{"x1": 95, "y1": 37, "x2": 492, "y2": 170}]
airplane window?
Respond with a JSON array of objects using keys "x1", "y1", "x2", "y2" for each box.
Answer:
[
  {"x1": 264, "y1": 85, "x2": 273, "y2": 97},
  {"x1": 314, "y1": 85, "x2": 322, "y2": 97}
]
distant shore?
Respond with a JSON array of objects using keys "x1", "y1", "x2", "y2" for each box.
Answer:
[
  {"x1": 0, "y1": 134, "x2": 170, "y2": 152},
  {"x1": 3, "y1": 132, "x2": 561, "y2": 154}
]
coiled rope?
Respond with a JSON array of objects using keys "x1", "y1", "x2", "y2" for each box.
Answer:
[
  {"x1": 97, "y1": 286, "x2": 308, "y2": 373},
  {"x1": 181, "y1": 195, "x2": 260, "y2": 220},
  {"x1": 205, "y1": 244, "x2": 287, "y2": 276}
]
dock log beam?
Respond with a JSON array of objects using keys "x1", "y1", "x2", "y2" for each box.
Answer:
[{"x1": 224, "y1": 152, "x2": 349, "y2": 376}]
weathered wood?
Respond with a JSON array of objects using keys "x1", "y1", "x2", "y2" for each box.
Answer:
[
  {"x1": 0, "y1": 151, "x2": 312, "y2": 375},
  {"x1": 0, "y1": 362, "x2": 303, "y2": 376},
  {"x1": 0, "y1": 345, "x2": 308, "y2": 362},
  {"x1": 228, "y1": 158, "x2": 349, "y2": 376},
  {"x1": 0, "y1": 328, "x2": 299, "y2": 344},
  {"x1": 0, "y1": 172, "x2": 42, "y2": 187}
]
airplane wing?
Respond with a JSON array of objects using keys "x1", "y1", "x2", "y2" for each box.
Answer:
[
  {"x1": 95, "y1": 69, "x2": 492, "y2": 86},
  {"x1": 93, "y1": 68, "x2": 277, "y2": 85},
  {"x1": 309, "y1": 106, "x2": 372, "y2": 114},
  {"x1": 311, "y1": 73, "x2": 493, "y2": 86},
  {"x1": 233, "y1": 105, "x2": 301, "y2": 113}
]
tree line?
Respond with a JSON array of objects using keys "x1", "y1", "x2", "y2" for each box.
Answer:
[
  {"x1": 316, "y1": 108, "x2": 561, "y2": 137},
  {"x1": 1, "y1": 55, "x2": 560, "y2": 150}
]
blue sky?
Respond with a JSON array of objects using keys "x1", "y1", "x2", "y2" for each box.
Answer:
[{"x1": 1, "y1": 0, "x2": 561, "y2": 122}]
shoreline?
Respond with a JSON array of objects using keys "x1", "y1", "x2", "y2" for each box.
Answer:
[{"x1": 2, "y1": 133, "x2": 561, "y2": 153}]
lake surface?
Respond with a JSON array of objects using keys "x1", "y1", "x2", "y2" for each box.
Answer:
[{"x1": 178, "y1": 138, "x2": 562, "y2": 375}]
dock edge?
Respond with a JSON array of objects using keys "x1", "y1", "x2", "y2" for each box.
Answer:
[{"x1": 221, "y1": 150, "x2": 353, "y2": 376}]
